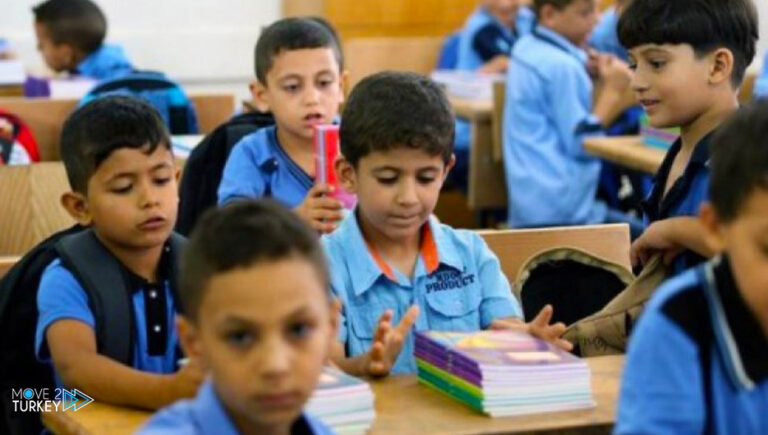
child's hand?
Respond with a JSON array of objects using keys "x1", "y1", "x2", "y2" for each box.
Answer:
[
  {"x1": 598, "y1": 55, "x2": 632, "y2": 93},
  {"x1": 631, "y1": 219, "x2": 685, "y2": 267},
  {"x1": 364, "y1": 305, "x2": 420, "y2": 377},
  {"x1": 490, "y1": 305, "x2": 573, "y2": 352},
  {"x1": 478, "y1": 55, "x2": 509, "y2": 74},
  {"x1": 294, "y1": 184, "x2": 344, "y2": 233},
  {"x1": 168, "y1": 358, "x2": 205, "y2": 401},
  {"x1": 586, "y1": 49, "x2": 601, "y2": 79}
]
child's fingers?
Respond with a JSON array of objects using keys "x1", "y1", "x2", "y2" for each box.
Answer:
[
  {"x1": 395, "y1": 305, "x2": 420, "y2": 336},
  {"x1": 311, "y1": 197, "x2": 345, "y2": 210},
  {"x1": 308, "y1": 184, "x2": 334, "y2": 197},
  {"x1": 531, "y1": 304, "x2": 553, "y2": 327},
  {"x1": 554, "y1": 338, "x2": 574, "y2": 352},
  {"x1": 310, "y1": 208, "x2": 344, "y2": 222}
]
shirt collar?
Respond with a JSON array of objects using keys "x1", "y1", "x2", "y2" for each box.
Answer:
[
  {"x1": 123, "y1": 241, "x2": 174, "y2": 293},
  {"x1": 261, "y1": 127, "x2": 313, "y2": 187},
  {"x1": 702, "y1": 255, "x2": 768, "y2": 390},
  {"x1": 74, "y1": 44, "x2": 131, "y2": 77},
  {"x1": 532, "y1": 25, "x2": 588, "y2": 64},
  {"x1": 338, "y1": 212, "x2": 464, "y2": 297},
  {"x1": 191, "y1": 380, "x2": 241, "y2": 435},
  {"x1": 642, "y1": 131, "x2": 714, "y2": 221}
]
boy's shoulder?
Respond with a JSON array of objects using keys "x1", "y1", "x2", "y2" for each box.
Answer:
[{"x1": 228, "y1": 125, "x2": 279, "y2": 164}]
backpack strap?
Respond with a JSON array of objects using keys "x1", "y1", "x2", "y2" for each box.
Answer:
[{"x1": 55, "y1": 230, "x2": 135, "y2": 365}]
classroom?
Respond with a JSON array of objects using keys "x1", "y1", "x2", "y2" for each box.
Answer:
[{"x1": 1, "y1": 0, "x2": 767, "y2": 434}]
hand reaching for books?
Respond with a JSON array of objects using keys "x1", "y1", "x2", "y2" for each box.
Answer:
[
  {"x1": 489, "y1": 305, "x2": 573, "y2": 352},
  {"x1": 365, "y1": 305, "x2": 420, "y2": 377},
  {"x1": 295, "y1": 184, "x2": 344, "y2": 233}
]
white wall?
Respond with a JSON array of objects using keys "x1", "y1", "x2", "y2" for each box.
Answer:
[{"x1": 0, "y1": 0, "x2": 281, "y2": 100}]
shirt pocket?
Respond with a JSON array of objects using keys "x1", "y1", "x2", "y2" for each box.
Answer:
[
  {"x1": 425, "y1": 286, "x2": 483, "y2": 331},
  {"x1": 347, "y1": 297, "x2": 387, "y2": 354}
]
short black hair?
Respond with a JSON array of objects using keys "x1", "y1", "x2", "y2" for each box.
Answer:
[
  {"x1": 340, "y1": 71, "x2": 454, "y2": 167},
  {"x1": 60, "y1": 96, "x2": 170, "y2": 194},
  {"x1": 618, "y1": 0, "x2": 758, "y2": 87},
  {"x1": 709, "y1": 101, "x2": 768, "y2": 222},
  {"x1": 254, "y1": 17, "x2": 343, "y2": 85},
  {"x1": 33, "y1": 0, "x2": 107, "y2": 55},
  {"x1": 180, "y1": 200, "x2": 329, "y2": 321},
  {"x1": 532, "y1": 0, "x2": 578, "y2": 18}
]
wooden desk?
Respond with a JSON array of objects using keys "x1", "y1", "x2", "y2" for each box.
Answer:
[
  {"x1": 449, "y1": 96, "x2": 506, "y2": 211},
  {"x1": 42, "y1": 355, "x2": 624, "y2": 435},
  {"x1": 584, "y1": 136, "x2": 666, "y2": 175}
]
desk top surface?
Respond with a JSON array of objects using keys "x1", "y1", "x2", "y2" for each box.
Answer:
[
  {"x1": 42, "y1": 355, "x2": 624, "y2": 435},
  {"x1": 584, "y1": 136, "x2": 666, "y2": 175}
]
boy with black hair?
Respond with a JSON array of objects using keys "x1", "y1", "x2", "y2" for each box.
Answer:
[
  {"x1": 32, "y1": 0, "x2": 133, "y2": 80},
  {"x1": 218, "y1": 17, "x2": 346, "y2": 234},
  {"x1": 503, "y1": 0, "x2": 638, "y2": 231},
  {"x1": 35, "y1": 96, "x2": 203, "y2": 409},
  {"x1": 140, "y1": 201, "x2": 336, "y2": 434},
  {"x1": 617, "y1": 101, "x2": 768, "y2": 434},
  {"x1": 324, "y1": 71, "x2": 571, "y2": 377},
  {"x1": 622, "y1": 0, "x2": 759, "y2": 273}
]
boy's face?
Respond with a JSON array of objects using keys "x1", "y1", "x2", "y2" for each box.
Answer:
[
  {"x1": 180, "y1": 258, "x2": 335, "y2": 432},
  {"x1": 74, "y1": 145, "x2": 178, "y2": 251},
  {"x1": 252, "y1": 47, "x2": 343, "y2": 143},
  {"x1": 339, "y1": 148, "x2": 454, "y2": 243},
  {"x1": 541, "y1": 0, "x2": 598, "y2": 47},
  {"x1": 485, "y1": 0, "x2": 519, "y2": 29},
  {"x1": 703, "y1": 189, "x2": 768, "y2": 320},
  {"x1": 34, "y1": 21, "x2": 73, "y2": 72},
  {"x1": 628, "y1": 44, "x2": 717, "y2": 129}
]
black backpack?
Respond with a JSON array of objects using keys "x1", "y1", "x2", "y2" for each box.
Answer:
[
  {"x1": 176, "y1": 110, "x2": 274, "y2": 236},
  {"x1": 0, "y1": 227, "x2": 185, "y2": 434}
]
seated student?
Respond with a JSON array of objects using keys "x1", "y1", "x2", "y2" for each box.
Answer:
[
  {"x1": 621, "y1": 0, "x2": 758, "y2": 274},
  {"x1": 456, "y1": 0, "x2": 530, "y2": 74},
  {"x1": 35, "y1": 96, "x2": 203, "y2": 409},
  {"x1": 324, "y1": 72, "x2": 572, "y2": 377},
  {"x1": 139, "y1": 201, "x2": 336, "y2": 434},
  {"x1": 32, "y1": 0, "x2": 133, "y2": 81},
  {"x1": 218, "y1": 18, "x2": 346, "y2": 234},
  {"x1": 616, "y1": 101, "x2": 768, "y2": 434},
  {"x1": 504, "y1": 0, "x2": 637, "y2": 231},
  {"x1": 587, "y1": 0, "x2": 629, "y2": 61}
]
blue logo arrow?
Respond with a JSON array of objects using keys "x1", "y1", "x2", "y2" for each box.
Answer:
[{"x1": 62, "y1": 389, "x2": 94, "y2": 411}]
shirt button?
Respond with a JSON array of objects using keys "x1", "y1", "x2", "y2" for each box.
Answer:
[
  {"x1": 154, "y1": 325, "x2": 162, "y2": 333},
  {"x1": 149, "y1": 290, "x2": 157, "y2": 299}
]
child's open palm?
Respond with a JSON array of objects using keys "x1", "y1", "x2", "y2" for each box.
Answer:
[{"x1": 365, "y1": 305, "x2": 420, "y2": 377}]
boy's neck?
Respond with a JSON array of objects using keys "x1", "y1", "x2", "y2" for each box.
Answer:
[
  {"x1": 679, "y1": 92, "x2": 739, "y2": 151},
  {"x1": 357, "y1": 213, "x2": 422, "y2": 275},
  {"x1": 275, "y1": 125, "x2": 315, "y2": 177},
  {"x1": 93, "y1": 231, "x2": 164, "y2": 282},
  {"x1": 228, "y1": 407, "x2": 292, "y2": 435}
]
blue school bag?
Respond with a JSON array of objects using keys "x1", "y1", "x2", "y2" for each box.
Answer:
[{"x1": 80, "y1": 71, "x2": 199, "y2": 135}]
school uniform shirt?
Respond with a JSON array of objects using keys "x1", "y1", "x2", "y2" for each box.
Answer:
[
  {"x1": 138, "y1": 380, "x2": 334, "y2": 435},
  {"x1": 616, "y1": 255, "x2": 768, "y2": 434},
  {"x1": 587, "y1": 7, "x2": 627, "y2": 61},
  {"x1": 323, "y1": 212, "x2": 522, "y2": 375},
  {"x1": 74, "y1": 44, "x2": 134, "y2": 81},
  {"x1": 753, "y1": 52, "x2": 768, "y2": 98},
  {"x1": 642, "y1": 132, "x2": 712, "y2": 274},
  {"x1": 503, "y1": 25, "x2": 606, "y2": 228},
  {"x1": 217, "y1": 126, "x2": 313, "y2": 208},
  {"x1": 35, "y1": 245, "x2": 179, "y2": 387}
]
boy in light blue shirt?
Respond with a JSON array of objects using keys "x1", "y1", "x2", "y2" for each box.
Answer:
[
  {"x1": 617, "y1": 100, "x2": 768, "y2": 435},
  {"x1": 325, "y1": 72, "x2": 572, "y2": 377},
  {"x1": 140, "y1": 201, "x2": 336, "y2": 435},
  {"x1": 218, "y1": 18, "x2": 346, "y2": 234},
  {"x1": 32, "y1": 0, "x2": 133, "y2": 80},
  {"x1": 503, "y1": 0, "x2": 635, "y2": 229},
  {"x1": 587, "y1": 0, "x2": 628, "y2": 62}
]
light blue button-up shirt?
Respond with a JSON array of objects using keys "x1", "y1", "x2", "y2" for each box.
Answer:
[
  {"x1": 217, "y1": 126, "x2": 313, "y2": 208},
  {"x1": 138, "y1": 380, "x2": 335, "y2": 434},
  {"x1": 503, "y1": 25, "x2": 606, "y2": 228},
  {"x1": 588, "y1": 7, "x2": 628, "y2": 61},
  {"x1": 322, "y1": 212, "x2": 521, "y2": 375},
  {"x1": 74, "y1": 44, "x2": 134, "y2": 81}
]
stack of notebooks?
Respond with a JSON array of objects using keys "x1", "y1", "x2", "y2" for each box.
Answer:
[
  {"x1": 306, "y1": 366, "x2": 375, "y2": 435},
  {"x1": 415, "y1": 330, "x2": 594, "y2": 418}
]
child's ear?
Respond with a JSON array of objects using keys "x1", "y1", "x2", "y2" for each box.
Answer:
[
  {"x1": 335, "y1": 157, "x2": 357, "y2": 193},
  {"x1": 249, "y1": 79, "x2": 271, "y2": 113},
  {"x1": 60, "y1": 191, "x2": 92, "y2": 226},
  {"x1": 538, "y1": 4, "x2": 558, "y2": 27},
  {"x1": 708, "y1": 48, "x2": 734, "y2": 87},
  {"x1": 177, "y1": 315, "x2": 205, "y2": 366},
  {"x1": 442, "y1": 154, "x2": 457, "y2": 181},
  {"x1": 699, "y1": 202, "x2": 726, "y2": 253}
]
